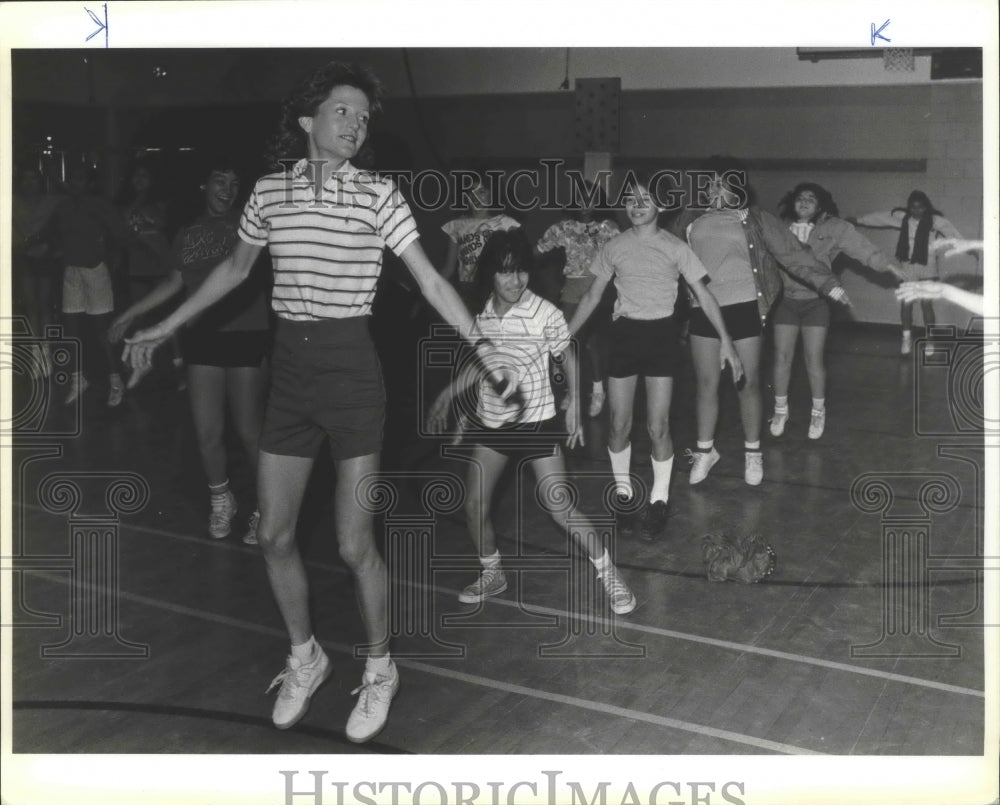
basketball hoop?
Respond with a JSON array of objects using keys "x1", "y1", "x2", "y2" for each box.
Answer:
[{"x1": 883, "y1": 48, "x2": 915, "y2": 72}]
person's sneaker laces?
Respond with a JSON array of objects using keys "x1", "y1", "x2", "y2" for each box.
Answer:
[
  {"x1": 744, "y1": 451, "x2": 764, "y2": 486},
  {"x1": 208, "y1": 489, "x2": 238, "y2": 539},
  {"x1": 808, "y1": 408, "x2": 826, "y2": 440},
  {"x1": 588, "y1": 388, "x2": 606, "y2": 418},
  {"x1": 638, "y1": 500, "x2": 670, "y2": 542},
  {"x1": 266, "y1": 646, "x2": 332, "y2": 730},
  {"x1": 686, "y1": 447, "x2": 720, "y2": 485},
  {"x1": 346, "y1": 660, "x2": 399, "y2": 743},
  {"x1": 769, "y1": 408, "x2": 788, "y2": 437},
  {"x1": 243, "y1": 509, "x2": 260, "y2": 545},
  {"x1": 457, "y1": 565, "x2": 507, "y2": 603},
  {"x1": 598, "y1": 565, "x2": 636, "y2": 615}
]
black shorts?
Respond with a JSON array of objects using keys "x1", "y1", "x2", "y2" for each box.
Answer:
[
  {"x1": 770, "y1": 295, "x2": 830, "y2": 328},
  {"x1": 181, "y1": 328, "x2": 271, "y2": 367},
  {"x1": 259, "y1": 317, "x2": 385, "y2": 460},
  {"x1": 465, "y1": 416, "x2": 564, "y2": 460},
  {"x1": 689, "y1": 300, "x2": 762, "y2": 341},
  {"x1": 607, "y1": 316, "x2": 680, "y2": 378}
]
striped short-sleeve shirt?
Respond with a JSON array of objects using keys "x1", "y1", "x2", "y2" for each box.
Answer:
[
  {"x1": 472, "y1": 289, "x2": 570, "y2": 428},
  {"x1": 239, "y1": 158, "x2": 419, "y2": 320}
]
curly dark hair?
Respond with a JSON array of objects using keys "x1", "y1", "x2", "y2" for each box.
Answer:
[
  {"x1": 778, "y1": 182, "x2": 840, "y2": 223},
  {"x1": 264, "y1": 61, "x2": 383, "y2": 170}
]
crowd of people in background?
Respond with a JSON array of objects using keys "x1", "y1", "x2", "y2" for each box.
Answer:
[{"x1": 10, "y1": 58, "x2": 986, "y2": 747}]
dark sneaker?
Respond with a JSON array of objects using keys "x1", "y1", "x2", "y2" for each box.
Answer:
[{"x1": 638, "y1": 500, "x2": 670, "y2": 541}]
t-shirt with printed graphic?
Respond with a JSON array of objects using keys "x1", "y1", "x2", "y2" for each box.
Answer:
[
  {"x1": 174, "y1": 212, "x2": 269, "y2": 333},
  {"x1": 442, "y1": 214, "x2": 521, "y2": 284},
  {"x1": 536, "y1": 218, "x2": 620, "y2": 304}
]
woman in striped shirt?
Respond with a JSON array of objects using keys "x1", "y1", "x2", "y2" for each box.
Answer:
[{"x1": 124, "y1": 61, "x2": 512, "y2": 746}]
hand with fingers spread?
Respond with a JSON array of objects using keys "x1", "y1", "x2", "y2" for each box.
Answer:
[
  {"x1": 122, "y1": 321, "x2": 174, "y2": 376},
  {"x1": 931, "y1": 238, "x2": 984, "y2": 258}
]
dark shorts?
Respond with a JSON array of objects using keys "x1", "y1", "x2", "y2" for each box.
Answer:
[
  {"x1": 608, "y1": 316, "x2": 680, "y2": 378},
  {"x1": 181, "y1": 328, "x2": 271, "y2": 367},
  {"x1": 771, "y1": 295, "x2": 831, "y2": 328},
  {"x1": 465, "y1": 416, "x2": 564, "y2": 460},
  {"x1": 689, "y1": 300, "x2": 762, "y2": 341},
  {"x1": 259, "y1": 317, "x2": 385, "y2": 460}
]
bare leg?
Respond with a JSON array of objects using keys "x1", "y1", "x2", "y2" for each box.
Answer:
[
  {"x1": 533, "y1": 452, "x2": 602, "y2": 559},
  {"x1": 771, "y1": 323, "x2": 799, "y2": 400},
  {"x1": 800, "y1": 325, "x2": 828, "y2": 401},
  {"x1": 690, "y1": 334, "x2": 722, "y2": 443},
  {"x1": 463, "y1": 444, "x2": 509, "y2": 559},
  {"x1": 333, "y1": 452, "x2": 390, "y2": 658},
  {"x1": 186, "y1": 364, "x2": 228, "y2": 486},
  {"x1": 256, "y1": 450, "x2": 316, "y2": 646},
  {"x1": 733, "y1": 336, "x2": 763, "y2": 443},
  {"x1": 644, "y1": 375, "x2": 675, "y2": 462},
  {"x1": 606, "y1": 375, "x2": 638, "y2": 453}
]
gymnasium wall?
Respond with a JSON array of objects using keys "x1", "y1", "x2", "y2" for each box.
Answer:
[{"x1": 382, "y1": 76, "x2": 984, "y2": 328}]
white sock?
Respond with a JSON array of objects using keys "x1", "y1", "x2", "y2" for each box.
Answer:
[
  {"x1": 650, "y1": 455, "x2": 673, "y2": 503},
  {"x1": 696, "y1": 440, "x2": 714, "y2": 451},
  {"x1": 608, "y1": 444, "x2": 632, "y2": 499},
  {"x1": 480, "y1": 550, "x2": 502, "y2": 569},
  {"x1": 366, "y1": 654, "x2": 392, "y2": 675},
  {"x1": 590, "y1": 548, "x2": 613, "y2": 573},
  {"x1": 208, "y1": 480, "x2": 229, "y2": 496},
  {"x1": 291, "y1": 636, "x2": 316, "y2": 661},
  {"x1": 592, "y1": 381, "x2": 604, "y2": 395},
  {"x1": 744, "y1": 440, "x2": 761, "y2": 451},
  {"x1": 812, "y1": 397, "x2": 825, "y2": 412},
  {"x1": 774, "y1": 395, "x2": 788, "y2": 413}
]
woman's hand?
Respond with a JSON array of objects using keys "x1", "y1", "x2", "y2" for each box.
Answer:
[
  {"x1": 719, "y1": 340, "x2": 744, "y2": 387},
  {"x1": 931, "y1": 238, "x2": 984, "y2": 258},
  {"x1": 425, "y1": 392, "x2": 452, "y2": 435},
  {"x1": 828, "y1": 286, "x2": 852, "y2": 306},
  {"x1": 564, "y1": 396, "x2": 584, "y2": 450},
  {"x1": 107, "y1": 313, "x2": 135, "y2": 344},
  {"x1": 122, "y1": 321, "x2": 173, "y2": 375}
]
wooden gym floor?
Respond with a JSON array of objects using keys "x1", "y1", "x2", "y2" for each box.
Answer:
[{"x1": 6, "y1": 312, "x2": 988, "y2": 758}]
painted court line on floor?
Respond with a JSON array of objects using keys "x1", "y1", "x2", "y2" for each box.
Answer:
[
  {"x1": 25, "y1": 570, "x2": 822, "y2": 755},
  {"x1": 16, "y1": 506, "x2": 987, "y2": 700}
]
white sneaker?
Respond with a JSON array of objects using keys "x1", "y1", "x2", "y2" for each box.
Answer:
[
  {"x1": 243, "y1": 510, "x2": 260, "y2": 545},
  {"x1": 458, "y1": 565, "x2": 507, "y2": 603},
  {"x1": 588, "y1": 388, "x2": 606, "y2": 418},
  {"x1": 769, "y1": 408, "x2": 788, "y2": 437},
  {"x1": 598, "y1": 565, "x2": 636, "y2": 615},
  {"x1": 65, "y1": 373, "x2": 89, "y2": 404},
  {"x1": 208, "y1": 489, "x2": 237, "y2": 539},
  {"x1": 808, "y1": 408, "x2": 826, "y2": 440},
  {"x1": 346, "y1": 659, "x2": 399, "y2": 743},
  {"x1": 266, "y1": 645, "x2": 332, "y2": 730},
  {"x1": 686, "y1": 447, "x2": 720, "y2": 485},
  {"x1": 107, "y1": 374, "x2": 125, "y2": 408},
  {"x1": 744, "y1": 451, "x2": 763, "y2": 486}
]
